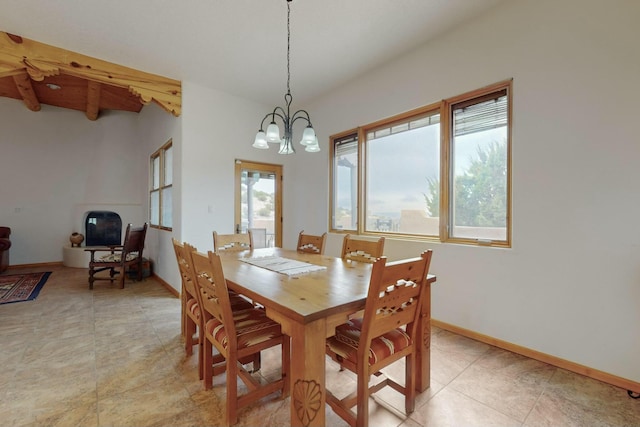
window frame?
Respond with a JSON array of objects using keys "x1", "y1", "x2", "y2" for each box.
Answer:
[
  {"x1": 149, "y1": 139, "x2": 173, "y2": 231},
  {"x1": 362, "y1": 102, "x2": 442, "y2": 239},
  {"x1": 328, "y1": 80, "x2": 512, "y2": 247},
  {"x1": 329, "y1": 129, "x2": 361, "y2": 232},
  {"x1": 442, "y1": 82, "x2": 512, "y2": 246}
]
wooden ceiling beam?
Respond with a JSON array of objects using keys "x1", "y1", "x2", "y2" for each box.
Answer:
[
  {"x1": 12, "y1": 72, "x2": 40, "y2": 112},
  {"x1": 0, "y1": 63, "x2": 24, "y2": 78},
  {"x1": 86, "y1": 80, "x2": 101, "y2": 120},
  {"x1": 0, "y1": 31, "x2": 181, "y2": 117}
]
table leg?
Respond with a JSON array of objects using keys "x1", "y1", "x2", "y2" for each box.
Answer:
[
  {"x1": 288, "y1": 318, "x2": 327, "y2": 427},
  {"x1": 416, "y1": 282, "x2": 431, "y2": 392}
]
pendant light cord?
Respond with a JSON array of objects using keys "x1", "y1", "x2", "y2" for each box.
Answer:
[
  {"x1": 286, "y1": 0, "x2": 291, "y2": 95},
  {"x1": 253, "y1": 0, "x2": 318, "y2": 154}
]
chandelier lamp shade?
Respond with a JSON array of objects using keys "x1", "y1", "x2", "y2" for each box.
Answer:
[{"x1": 252, "y1": 0, "x2": 319, "y2": 154}]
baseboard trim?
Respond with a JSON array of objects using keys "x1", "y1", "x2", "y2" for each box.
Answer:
[
  {"x1": 152, "y1": 273, "x2": 179, "y2": 298},
  {"x1": 431, "y1": 319, "x2": 640, "y2": 394},
  {"x1": 7, "y1": 261, "x2": 63, "y2": 269}
]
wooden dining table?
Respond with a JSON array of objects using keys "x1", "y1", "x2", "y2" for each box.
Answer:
[{"x1": 218, "y1": 247, "x2": 436, "y2": 427}]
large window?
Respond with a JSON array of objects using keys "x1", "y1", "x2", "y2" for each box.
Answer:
[
  {"x1": 365, "y1": 108, "x2": 440, "y2": 236},
  {"x1": 150, "y1": 139, "x2": 172, "y2": 230},
  {"x1": 329, "y1": 80, "x2": 511, "y2": 247},
  {"x1": 447, "y1": 88, "x2": 509, "y2": 243}
]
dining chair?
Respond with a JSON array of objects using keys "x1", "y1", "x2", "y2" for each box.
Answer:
[
  {"x1": 340, "y1": 234, "x2": 385, "y2": 263},
  {"x1": 0, "y1": 226, "x2": 11, "y2": 273},
  {"x1": 187, "y1": 248, "x2": 290, "y2": 426},
  {"x1": 172, "y1": 239, "x2": 202, "y2": 361},
  {"x1": 249, "y1": 227, "x2": 268, "y2": 248},
  {"x1": 213, "y1": 230, "x2": 253, "y2": 252},
  {"x1": 296, "y1": 230, "x2": 327, "y2": 254},
  {"x1": 174, "y1": 239, "x2": 256, "y2": 380},
  {"x1": 213, "y1": 229, "x2": 263, "y2": 311},
  {"x1": 325, "y1": 250, "x2": 433, "y2": 427},
  {"x1": 339, "y1": 234, "x2": 386, "y2": 342},
  {"x1": 86, "y1": 223, "x2": 147, "y2": 289}
]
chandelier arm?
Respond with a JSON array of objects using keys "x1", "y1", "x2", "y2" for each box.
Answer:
[
  {"x1": 291, "y1": 109, "x2": 312, "y2": 123},
  {"x1": 259, "y1": 113, "x2": 273, "y2": 130},
  {"x1": 270, "y1": 108, "x2": 288, "y2": 124},
  {"x1": 259, "y1": 104, "x2": 288, "y2": 127},
  {"x1": 290, "y1": 113, "x2": 312, "y2": 128}
]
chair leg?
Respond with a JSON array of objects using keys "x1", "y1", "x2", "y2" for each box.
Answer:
[
  {"x1": 227, "y1": 359, "x2": 239, "y2": 426},
  {"x1": 356, "y1": 372, "x2": 370, "y2": 427},
  {"x1": 252, "y1": 353, "x2": 261, "y2": 372},
  {"x1": 180, "y1": 290, "x2": 187, "y2": 338},
  {"x1": 281, "y1": 335, "x2": 290, "y2": 398},
  {"x1": 204, "y1": 338, "x2": 214, "y2": 390},
  {"x1": 197, "y1": 326, "x2": 204, "y2": 381},
  {"x1": 405, "y1": 352, "x2": 416, "y2": 414},
  {"x1": 88, "y1": 267, "x2": 95, "y2": 290},
  {"x1": 185, "y1": 317, "x2": 196, "y2": 356}
]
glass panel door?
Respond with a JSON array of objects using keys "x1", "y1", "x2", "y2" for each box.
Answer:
[{"x1": 235, "y1": 160, "x2": 282, "y2": 248}]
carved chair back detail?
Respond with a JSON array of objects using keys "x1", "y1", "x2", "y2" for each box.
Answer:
[
  {"x1": 297, "y1": 230, "x2": 327, "y2": 254},
  {"x1": 340, "y1": 234, "x2": 385, "y2": 263}
]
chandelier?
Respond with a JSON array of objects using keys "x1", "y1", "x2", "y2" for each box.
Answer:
[{"x1": 252, "y1": 0, "x2": 319, "y2": 154}]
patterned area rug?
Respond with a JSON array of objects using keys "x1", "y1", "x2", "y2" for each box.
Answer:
[{"x1": 0, "y1": 272, "x2": 51, "y2": 305}]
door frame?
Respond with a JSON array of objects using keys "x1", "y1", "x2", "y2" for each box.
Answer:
[{"x1": 234, "y1": 159, "x2": 283, "y2": 248}]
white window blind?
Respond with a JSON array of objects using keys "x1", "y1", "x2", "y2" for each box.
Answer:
[
  {"x1": 367, "y1": 114, "x2": 440, "y2": 141},
  {"x1": 335, "y1": 135, "x2": 357, "y2": 167},
  {"x1": 453, "y1": 90, "x2": 508, "y2": 137}
]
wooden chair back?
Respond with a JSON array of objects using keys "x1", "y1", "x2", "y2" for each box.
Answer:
[
  {"x1": 360, "y1": 250, "x2": 432, "y2": 362},
  {"x1": 187, "y1": 249, "x2": 237, "y2": 355},
  {"x1": 340, "y1": 234, "x2": 385, "y2": 263},
  {"x1": 0, "y1": 226, "x2": 10, "y2": 273},
  {"x1": 249, "y1": 228, "x2": 268, "y2": 248},
  {"x1": 122, "y1": 223, "x2": 147, "y2": 257},
  {"x1": 296, "y1": 230, "x2": 327, "y2": 254},
  {"x1": 213, "y1": 231, "x2": 253, "y2": 252},
  {"x1": 172, "y1": 239, "x2": 205, "y2": 371},
  {"x1": 172, "y1": 238, "x2": 198, "y2": 299}
]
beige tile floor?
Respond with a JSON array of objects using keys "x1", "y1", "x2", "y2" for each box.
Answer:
[{"x1": 1, "y1": 265, "x2": 639, "y2": 426}]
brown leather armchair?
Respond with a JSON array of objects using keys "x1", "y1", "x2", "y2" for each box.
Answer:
[{"x1": 0, "y1": 227, "x2": 11, "y2": 273}]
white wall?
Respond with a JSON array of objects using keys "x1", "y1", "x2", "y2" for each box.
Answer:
[
  {"x1": 294, "y1": 0, "x2": 640, "y2": 382},
  {"x1": 0, "y1": 101, "x2": 145, "y2": 265},
  {"x1": 138, "y1": 103, "x2": 182, "y2": 291},
  {"x1": 179, "y1": 81, "x2": 320, "y2": 253}
]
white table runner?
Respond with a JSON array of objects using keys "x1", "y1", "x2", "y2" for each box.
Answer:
[{"x1": 240, "y1": 255, "x2": 327, "y2": 276}]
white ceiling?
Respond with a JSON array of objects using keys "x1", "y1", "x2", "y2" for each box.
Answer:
[{"x1": 1, "y1": 0, "x2": 504, "y2": 107}]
